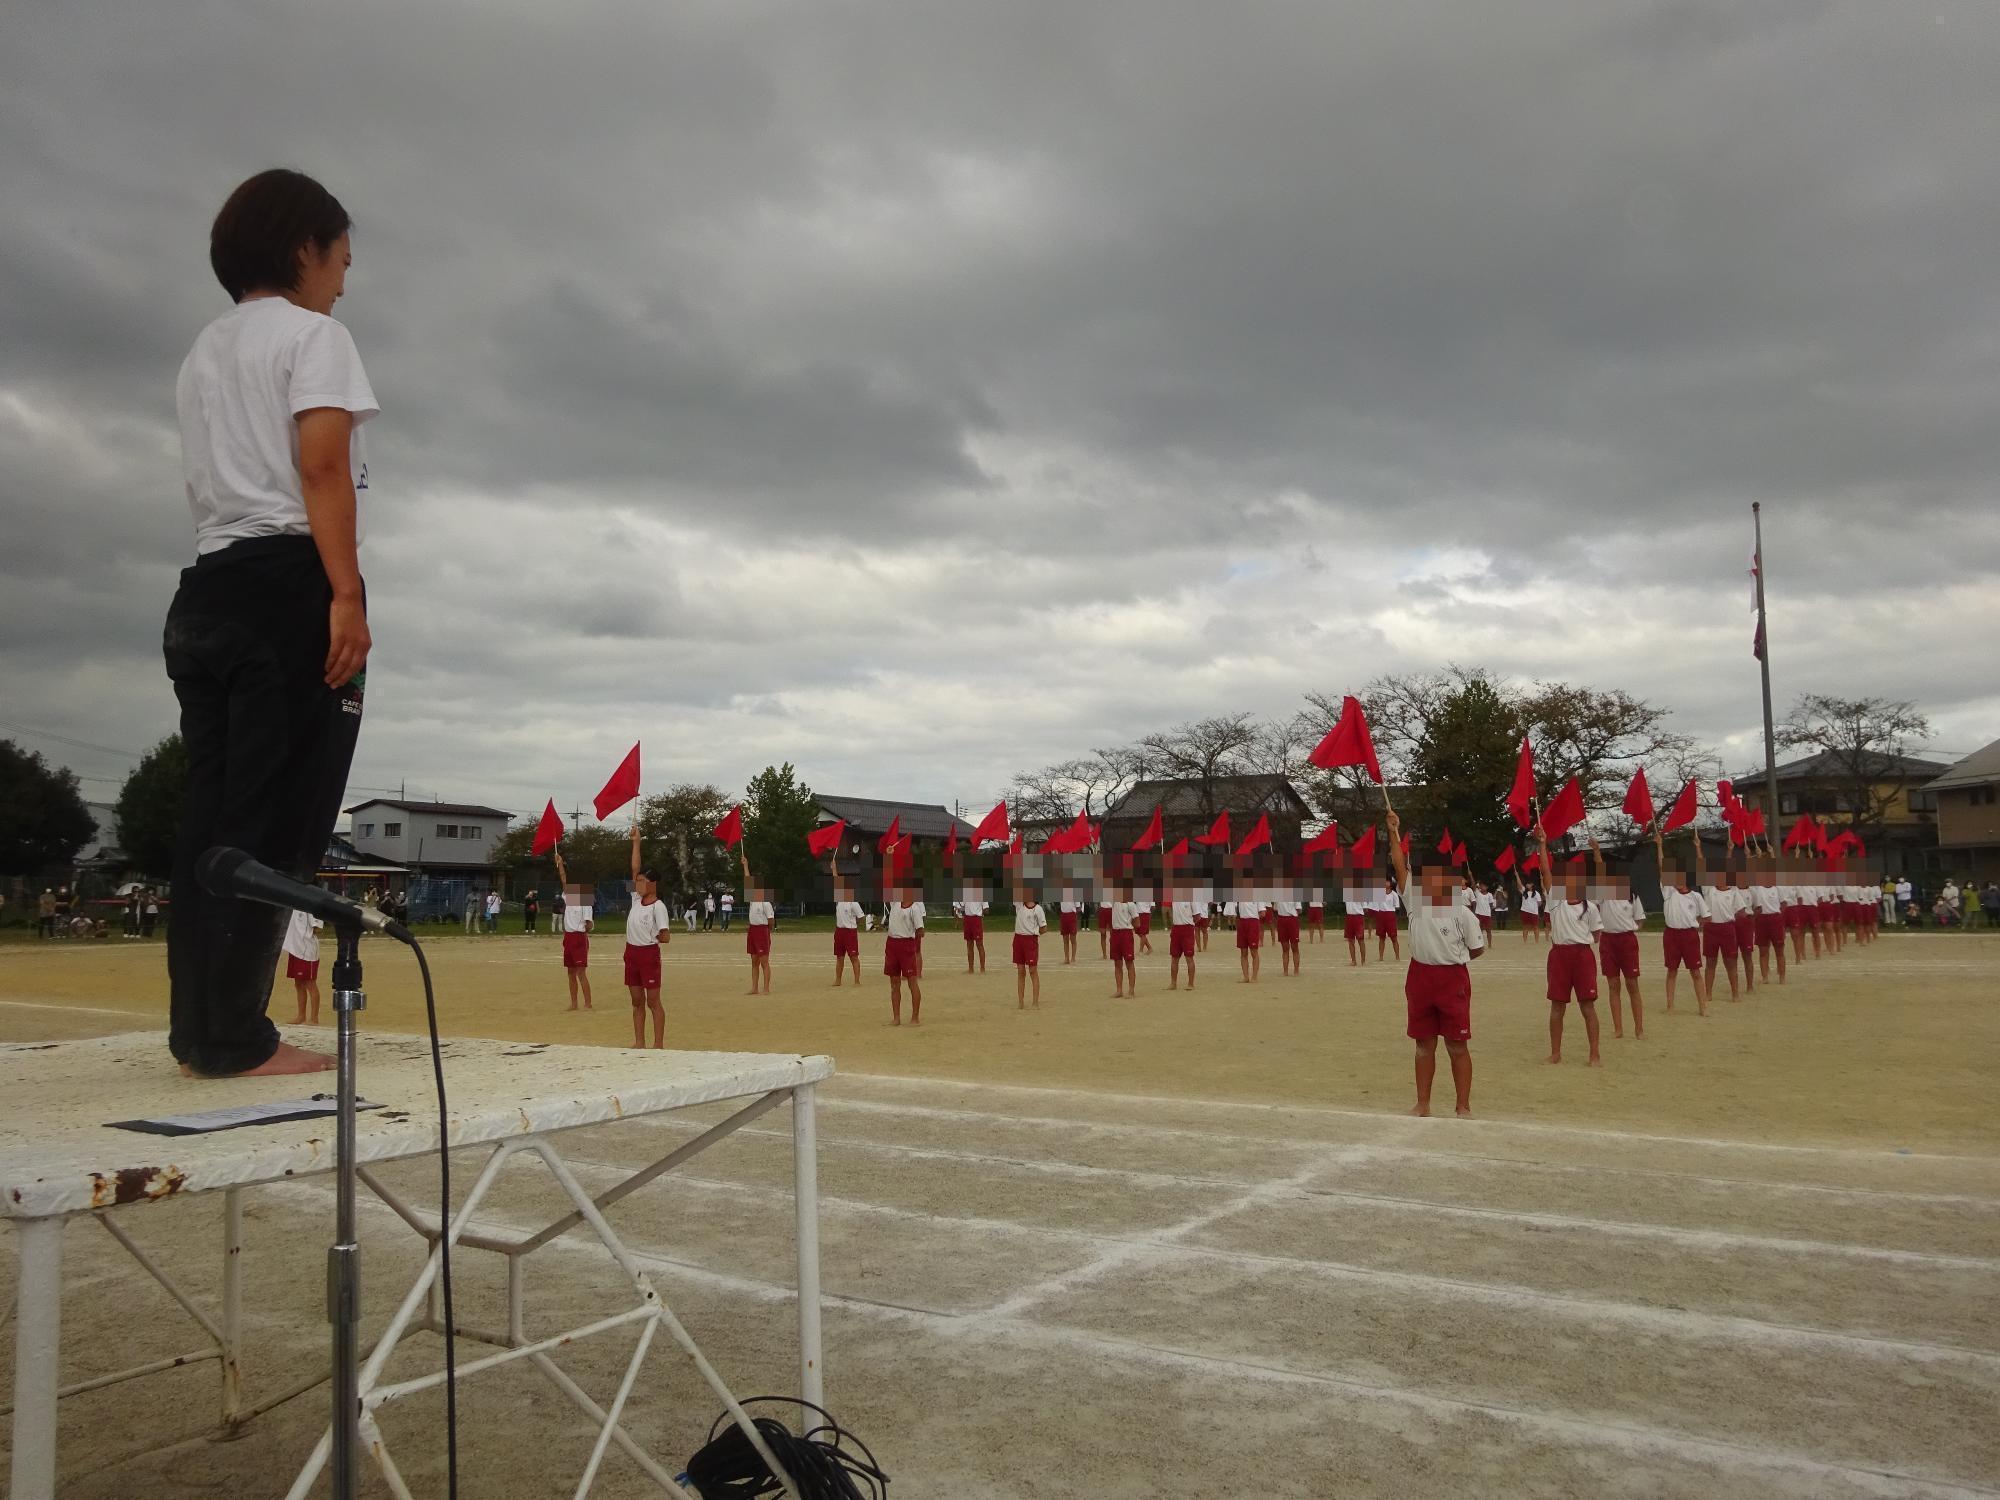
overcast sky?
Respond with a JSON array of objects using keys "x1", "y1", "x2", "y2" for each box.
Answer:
[{"x1": 4, "y1": 0, "x2": 1997, "y2": 826}]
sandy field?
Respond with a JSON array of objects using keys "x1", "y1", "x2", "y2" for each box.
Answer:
[{"x1": 3, "y1": 924, "x2": 1997, "y2": 1496}]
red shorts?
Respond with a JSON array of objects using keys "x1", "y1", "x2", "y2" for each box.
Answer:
[
  {"x1": 1169, "y1": 925, "x2": 1196, "y2": 958},
  {"x1": 1274, "y1": 914, "x2": 1301, "y2": 946},
  {"x1": 1098, "y1": 906, "x2": 1112, "y2": 931},
  {"x1": 1733, "y1": 912, "x2": 1754, "y2": 949},
  {"x1": 1059, "y1": 910, "x2": 1079, "y2": 936},
  {"x1": 833, "y1": 927, "x2": 859, "y2": 957},
  {"x1": 1235, "y1": 918, "x2": 1262, "y2": 950},
  {"x1": 883, "y1": 935, "x2": 919, "y2": 978},
  {"x1": 1784, "y1": 904, "x2": 1803, "y2": 929},
  {"x1": 962, "y1": 914, "x2": 984, "y2": 941},
  {"x1": 1598, "y1": 929, "x2": 1640, "y2": 979},
  {"x1": 1194, "y1": 914, "x2": 1210, "y2": 930},
  {"x1": 1702, "y1": 920, "x2": 1738, "y2": 959},
  {"x1": 1476, "y1": 914, "x2": 1493, "y2": 933},
  {"x1": 1011, "y1": 933, "x2": 1039, "y2": 967},
  {"x1": 1109, "y1": 929, "x2": 1135, "y2": 961},
  {"x1": 1546, "y1": 942, "x2": 1599, "y2": 1003},
  {"x1": 562, "y1": 930, "x2": 590, "y2": 969},
  {"x1": 1343, "y1": 913, "x2": 1365, "y2": 939},
  {"x1": 1812, "y1": 905, "x2": 1830, "y2": 928},
  {"x1": 623, "y1": 942, "x2": 661, "y2": 988},
  {"x1": 1135, "y1": 912, "x2": 1152, "y2": 936},
  {"x1": 1405, "y1": 961, "x2": 1471, "y2": 1042},
  {"x1": 285, "y1": 955, "x2": 319, "y2": 981},
  {"x1": 1373, "y1": 910, "x2": 1397, "y2": 938},
  {"x1": 1755, "y1": 912, "x2": 1785, "y2": 948},
  {"x1": 746, "y1": 925, "x2": 771, "y2": 957},
  {"x1": 1306, "y1": 905, "x2": 1324, "y2": 928},
  {"x1": 1663, "y1": 927, "x2": 1702, "y2": 972}
]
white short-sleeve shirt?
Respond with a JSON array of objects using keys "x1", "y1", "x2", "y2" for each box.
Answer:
[
  {"x1": 747, "y1": 901, "x2": 774, "y2": 926},
  {"x1": 1402, "y1": 879, "x2": 1486, "y2": 966},
  {"x1": 563, "y1": 901, "x2": 594, "y2": 933},
  {"x1": 834, "y1": 901, "x2": 862, "y2": 931},
  {"x1": 282, "y1": 909, "x2": 323, "y2": 963},
  {"x1": 1014, "y1": 904, "x2": 1048, "y2": 936},
  {"x1": 625, "y1": 899, "x2": 671, "y2": 947}
]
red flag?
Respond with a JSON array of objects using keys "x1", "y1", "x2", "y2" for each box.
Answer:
[
  {"x1": 806, "y1": 819, "x2": 846, "y2": 856},
  {"x1": 1436, "y1": 828, "x2": 1454, "y2": 856},
  {"x1": 1537, "y1": 778, "x2": 1586, "y2": 841},
  {"x1": 971, "y1": 801, "x2": 1010, "y2": 846},
  {"x1": 1234, "y1": 813, "x2": 1272, "y2": 857},
  {"x1": 1045, "y1": 811, "x2": 1091, "y2": 854},
  {"x1": 876, "y1": 815, "x2": 902, "y2": 851},
  {"x1": 1162, "y1": 836, "x2": 1190, "y2": 863},
  {"x1": 1008, "y1": 832, "x2": 1024, "y2": 856},
  {"x1": 943, "y1": 823, "x2": 959, "y2": 857},
  {"x1": 593, "y1": 742, "x2": 641, "y2": 820},
  {"x1": 1494, "y1": 845, "x2": 1517, "y2": 873},
  {"x1": 1308, "y1": 695, "x2": 1384, "y2": 783},
  {"x1": 1452, "y1": 840, "x2": 1468, "y2": 867},
  {"x1": 530, "y1": 799, "x2": 565, "y2": 858},
  {"x1": 1621, "y1": 768, "x2": 1654, "y2": 827},
  {"x1": 1302, "y1": 822, "x2": 1341, "y2": 853},
  {"x1": 1746, "y1": 808, "x2": 1766, "y2": 838},
  {"x1": 1348, "y1": 825, "x2": 1377, "y2": 867},
  {"x1": 1782, "y1": 813, "x2": 1817, "y2": 851},
  {"x1": 1193, "y1": 811, "x2": 1232, "y2": 846},
  {"x1": 1568, "y1": 852, "x2": 1586, "y2": 867},
  {"x1": 1132, "y1": 805, "x2": 1164, "y2": 851},
  {"x1": 1505, "y1": 738, "x2": 1537, "y2": 830},
  {"x1": 1661, "y1": 779, "x2": 1699, "y2": 833},
  {"x1": 711, "y1": 805, "x2": 744, "y2": 847}
]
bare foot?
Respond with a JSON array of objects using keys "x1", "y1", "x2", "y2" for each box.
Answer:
[
  {"x1": 1031, "y1": 1000, "x2": 1039, "y2": 1008},
  {"x1": 568, "y1": 1004, "x2": 578, "y2": 1011},
  {"x1": 1611, "y1": 1028, "x2": 1624, "y2": 1039},
  {"x1": 909, "y1": 1018, "x2": 920, "y2": 1026},
  {"x1": 1634, "y1": 1031, "x2": 1645, "y2": 1040},
  {"x1": 1588, "y1": 1056, "x2": 1603, "y2": 1067},
  {"x1": 189, "y1": 1041, "x2": 336, "y2": 1077},
  {"x1": 1544, "y1": 1054, "x2": 1561, "y2": 1065},
  {"x1": 1410, "y1": 1104, "x2": 1431, "y2": 1117},
  {"x1": 890, "y1": 1019, "x2": 901, "y2": 1027},
  {"x1": 1455, "y1": 1106, "x2": 1472, "y2": 1118}
]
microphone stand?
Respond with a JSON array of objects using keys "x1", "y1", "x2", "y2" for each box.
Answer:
[{"x1": 328, "y1": 920, "x2": 366, "y2": 1500}]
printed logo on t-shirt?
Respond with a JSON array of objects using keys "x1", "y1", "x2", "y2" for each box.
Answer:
[{"x1": 355, "y1": 461, "x2": 369, "y2": 492}]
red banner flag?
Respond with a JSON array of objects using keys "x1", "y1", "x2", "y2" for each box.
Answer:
[
  {"x1": 1008, "y1": 832, "x2": 1024, "y2": 856},
  {"x1": 1308, "y1": 695, "x2": 1385, "y2": 783},
  {"x1": 1494, "y1": 845, "x2": 1517, "y2": 873},
  {"x1": 1164, "y1": 836, "x2": 1190, "y2": 863},
  {"x1": 971, "y1": 801, "x2": 1010, "y2": 846},
  {"x1": 1193, "y1": 811, "x2": 1232, "y2": 846},
  {"x1": 1302, "y1": 822, "x2": 1342, "y2": 853},
  {"x1": 1348, "y1": 825, "x2": 1377, "y2": 867},
  {"x1": 711, "y1": 806, "x2": 744, "y2": 847},
  {"x1": 1537, "y1": 778, "x2": 1586, "y2": 841},
  {"x1": 1132, "y1": 805, "x2": 1164, "y2": 851},
  {"x1": 1234, "y1": 813, "x2": 1272, "y2": 857},
  {"x1": 942, "y1": 823, "x2": 959, "y2": 858},
  {"x1": 1044, "y1": 811, "x2": 1092, "y2": 854},
  {"x1": 1661, "y1": 778, "x2": 1699, "y2": 833},
  {"x1": 806, "y1": 819, "x2": 846, "y2": 856},
  {"x1": 1745, "y1": 808, "x2": 1766, "y2": 838},
  {"x1": 593, "y1": 742, "x2": 641, "y2": 820},
  {"x1": 1453, "y1": 840, "x2": 1469, "y2": 867},
  {"x1": 876, "y1": 815, "x2": 902, "y2": 851},
  {"x1": 1505, "y1": 737, "x2": 1537, "y2": 830},
  {"x1": 1782, "y1": 813, "x2": 1817, "y2": 851},
  {"x1": 1436, "y1": 827, "x2": 1454, "y2": 856},
  {"x1": 530, "y1": 799, "x2": 565, "y2": 857},
  {"x1": 1621, "y1": 767, "x2": 1654, "y2": 827}
]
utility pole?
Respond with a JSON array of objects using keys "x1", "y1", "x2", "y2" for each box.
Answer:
[{"x1": 1753, "y1": 503, "x2": 1780, "y2": 826}]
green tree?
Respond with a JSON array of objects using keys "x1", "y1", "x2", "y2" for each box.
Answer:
[
  {"x1": 742, "y1": 763, "x2": 818, "y2": 902},
  {"x1": 114, "y1": 735, "x2": 189, "y2": 878},
  {"x1": 638, "y1": 784, "x2": 735, "y2": 899},
  {"x1": 1404, "y1": 674, "x2": 1522, "y2": 871},
  {"x1": 0, "y1": 740, "x2": 96, "y2": 876},
  {"x1": 1776, "y1": 694, "x2": 1932, "y2": 845}
]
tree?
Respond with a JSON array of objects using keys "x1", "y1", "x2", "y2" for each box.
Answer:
[
  {"x1": 1403, "y1": 674, "x2": 1521, "y2": 870},
  {"x1": 1008, "y1": 748, "x2": 1149, "y2": 828},
  {"x1": 1516, "y1": 682, "x2": 1706, "y2": 819},
  {"x1": 0, "y1": 739, "x2": 96, "y2": 876},
  {"x1": 639, "y1": 783, "x2": 737, "y2": 899},
  {"x1": 114, "y1": 736, "x2": 189, "y2": 878},
  {"x1": 742, "y1": 764, "x2": 818, "y2": 901},
  {"x1": 1136, "y1": 714, "x2": 1258, "y2": 816},
  {"x1": 1777, "y1": 694, "x2": 1933, "y2": 843}
]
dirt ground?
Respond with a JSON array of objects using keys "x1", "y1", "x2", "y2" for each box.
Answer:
[{"x1": 4, "y1": 925, "x2": 1998, "y2": 1496}]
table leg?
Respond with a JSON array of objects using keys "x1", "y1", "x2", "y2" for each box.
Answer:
[
  {"x1": 9, "y1": 1216, "x2": 64, "y2": 1499},
  {"x1": 792, "y1": 1083, "x2": 824, "y2": 1413},
  {"x1": 221, "y1": 1187, "x2": 244, "y2": 1429}
]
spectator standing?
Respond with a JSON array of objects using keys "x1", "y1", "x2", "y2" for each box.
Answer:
[
  {"x1": 1982, "y1": 880, "x2": 2000, "y2": 929},
  {"x1": 126, "y1": 888, "x2": 144, "y2": 938},
  {"x1": 143, "y1": 887, "x2": 160, "y2": 938},
  {"x1": 1895, "y1": 876, "x2": 1913, "y2": 922},
  {"x1": 720, "y1": 889, "x2": 735, "y2": 931},
  {"x1": 484, "y1": 888, "x2": 501, "y2": 933},
  {"x1": 1963, "y1": 881, "x2": 1982, "y2": 932},
  {"x1": 523, "y1": 888, "x2": 539, "y2": 934},
  {"x1": 38, "y1": 888, "x2": 57, "y2": 938},
  {"x1": 1940, "y1": 879, "x2": 1962, "y2": 927},
  {"x1": 703, "y1": 893, "x2": 715, "y2": 931}
]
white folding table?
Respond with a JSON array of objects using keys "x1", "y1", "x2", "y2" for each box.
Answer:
[{"x1": 0, "y1": 1030, "x2": 832, "y2": 1499}]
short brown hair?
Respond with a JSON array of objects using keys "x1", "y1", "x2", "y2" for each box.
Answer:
[{"x1": 209, "y1": 169, "x2": 350, "y2": 302}]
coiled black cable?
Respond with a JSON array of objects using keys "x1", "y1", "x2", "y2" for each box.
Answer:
[
  {"x1": 685, "y1": 1397, "x2": 888, "y2": 1498},
  {"x1": 409, "y1": 939, "x2": 459, "y2": 1498}
]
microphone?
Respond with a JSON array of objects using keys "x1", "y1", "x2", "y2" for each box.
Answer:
[{"x1": 197, "y1": 846, "x2": 414, "y2": 945}]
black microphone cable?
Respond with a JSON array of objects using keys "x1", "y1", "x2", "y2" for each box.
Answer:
[
  {"x1": 406, "y1": 936, "x2": 459, "y2": 1499},
  {"x1": 684, "y1": 1396, "x2": 888, "y2": 1498}
]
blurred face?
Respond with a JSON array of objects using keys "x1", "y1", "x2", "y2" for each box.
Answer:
[
  {"x1": 1418, "y1": 869, "x2": 1456, "y2": 907},
  {"x1": 294, "y1": 232, "x2": 350, "y2": 315}
]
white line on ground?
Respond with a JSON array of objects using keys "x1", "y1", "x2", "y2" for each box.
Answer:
[{"x1": 0, "y1": 999, "x2": 158, "y2": 1020}]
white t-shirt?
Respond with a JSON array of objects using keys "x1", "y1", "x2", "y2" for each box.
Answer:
[
  {"x1": 625, "y1": 899, "x2": 671, "y2": 947},
  {"x1": 1402, "y1": 878, "x2": 1486, "y2": 967},
  {"x1": 485, "y1": 892, "x2": 500, "y2": 916},
  {"x1": 1273, "y1": 900, "x2": 1299, "y2": 918},
  {"x1": 1547, "y1": 898, "x2": 1598, "y2": 946},
  {"x1": 1014, "y1": 904, "x2": 1048, "y2": 936},
  {"x1": 885, "y1": 903, "x2": 921, "y2": 940},
  {"x1": 1700, "y1": 885, "x2": 1735, "y2": 921},
  {"x1": 1371, "y1": 887, "x2": 1400, "y2": 914},
  {"x1": 1170, "y1": 900, "x2": 1198, "y2": 927},
  {"x1": 1596, "y1": 895, "x2": 1643, "y2": 934},
  {"x1": 1518, "y1": 889, "x2": 1543, "y2": 916},
  {"x1": 1750, "y1": 884, "x2": 1783, "y2": 915},
  {"x1": 1472, "y1": 891, "x2": 1495, "y2": 917},
  {"x1": 1343, "y1": 892, "x2": 1368, "y2": 916},
  {"x1": 960, "y1": 899, "x2": 987, "y2": 918},
  {"x1": 1109, "y1": 901, "x2": 1137, "y2": 930},
  {"x1": 834, "y1": 901, "x2": 862, "y2": 930},
  {"x1": 563, "y1": 902, "x2": 594, "y2": 933},
  {"x1": 746, "y1": 901, "x2": 774, "y2": 926},
  {"x1": 177, "y1": 298, "x2": 378, "y2": 556},
  {"x1": 282, "y1": 909, "x2": 322, "y2": 963},
  {"x1": 1058, "y1": 898, "x2": 1078, "y2": 913},
  {"x1": 910, "y1": 901, "x2": 927, "y2": 929},
  {"x1": 720, "y1": 893, "x2": 735, "y2": 912},
  {"x1": 1660, "y1": 887, "x2": 1703, "y2": 929}
]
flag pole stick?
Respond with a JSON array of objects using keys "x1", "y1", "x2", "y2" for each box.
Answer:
[{"x1": 1753, "y1": 502, "x2": 1781, "y2": 837}]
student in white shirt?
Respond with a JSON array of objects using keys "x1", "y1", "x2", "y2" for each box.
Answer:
[
  {"x1": 1235, "y1": 879, "x2": 1265, "y2": 984},
  {"x1": 1167, "y1": 882, "x2": 1200, "y2": 991},
  {"x1": 1304, "y1": 883, "x2": 1326, "y2": 944},
  {"x1": 1057, "y1": 889, "x2": 1081, "y2": 966},
  {"x1": 1012, "y1": 885, "x2": 1049, "y2": 1008},
  {"x1": 960, "y1": 885, "x2": 989, "y2": 974},
  {"x1": 1134, "y1": 890, "x2": 1155, "y2": 956},
  {"x1": 1588, "y1": 836, "x2": 1645, "y2": 1041},
  {"x1": 1749, "y1": 855, "x2": 1787, "y2": 986},
  {"x1": 1653, "y1": 823, "x2": 1710, "y2": 1017},
  {"x1": 553, "y1": 844, "x2": 595, "y2": 1013},
  {"x1": 830, "y1": 854, "x2": 864, "y2": 987},
  {"x1": 1272, "y1": 890, "x2": 1303, "y2": 977},
  {"x1": 1538, "y1": 831, "x2": 1602, "y2": 1067},
  {"x1": 1371, "y1": 879, "x2": 1401, "y2": 962},
  {"x1": 1342, "y1": 875, "x2": 1370, "y2": 967},
  {"x1": 282, "y1": 908, "x2": 324, "y2": 1025},
  {"x1": 1388, "y1": 811, "x2": 1485, "y2": 1117},
  {"x1": 624, "y1": 821, "x2": 673, "y2": 1047},
  {"x1": 1108, "y1": 883, "x2": 1139, "y2": 998},
  {"x1": 883, "y1": 884, "x2": 924, "y2": 1024},
  {"x1": 739, "y1": 847, "x2": 775, "y2": 995},
  {"x1": 1514, "y1": 874, "x2": 1544, "y2": 946},
  {"x1": 1698, "y1": 839, "x2": 1743, "y2": 1002}
]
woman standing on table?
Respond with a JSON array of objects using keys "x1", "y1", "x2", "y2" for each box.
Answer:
[{"x1": 164, "y1": 169, "x2": 374, "y2": 1078}]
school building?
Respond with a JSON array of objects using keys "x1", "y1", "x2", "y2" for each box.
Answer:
[
  {"x1": 812, "y1": 796, "x2": 975, "y2": 855},
  {"x1": 1101, "y1": 773, "x2": 1313, "y2": 854},
  {"x1": 1731, "y1": 750, "x2": 1950, "y2": 875}
]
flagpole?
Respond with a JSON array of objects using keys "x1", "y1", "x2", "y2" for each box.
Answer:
[{"x1": 1753, "y1": 502, "x2": 1780, "y2": 832}]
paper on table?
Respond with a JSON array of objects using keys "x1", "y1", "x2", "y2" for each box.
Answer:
[{"x1": 107, "y1": 1096, "x2": 383, "y2": 1137}]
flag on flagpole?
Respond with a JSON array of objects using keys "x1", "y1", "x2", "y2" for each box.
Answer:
[
  {"x1": 1164, "y1": 836, "x2": 1190, "y2": 862},
  {"x1": 1505, "y1": 738, "x2": 1537, "y2": 830},
  {"x1": 1435, "y1": 828, "x2": 1454, "y2": 856},
  {"x1": 1132, "y1": 805, "x2": 1164, "y2": 851},
  {"x1": 1348, "y1": 825, "x2": 1377, "y2": 867},
  {"x1": 1452, "y1": 840, "x2": 1468, "y2": 868},
  {"x1": 942, "y1": 823, "x2": 959, "y2": 858},
  {"x1": 1302, "y1": 822, "x2": 1341, "y2": 853},
  {"x1": 1661, "y1": 779, "x2": 1699, "y2": 833},
  {"x1": 1234, "y1": 813, "x2": 1272, "y2": 856},
  {"x1": 711, "y1": 806, "x2": 743, "y2": 847},
  {"x1": 1622, "y1": 768, "x2": 1655, "y2": 827},
  {"x1": 1193, "y1": 811, "x2": 1232, "y2": 846},
  {"x1": 806, "y1": 819, "x2": 845, "y2": 856},
  {"x1": 1782, "y1": 813, "x2": 1818, "y2": 851},
  {"x1": 1494, "y1": 845, "x2": 1517, "y2": 873},
  {"x1": 1308, "y1": 696, "x2": 1385, "y2": 783},
  {"x1": 1538, "y1": 778, "x2": 1587, "y2": 841},
  {"x1": 531, "y1": 799, "x2": 565, "y2": 857},
  {"x1": 593, "y1": 743, "x2": 641, "y2": 820},
  {"x1": 876, "y1": 815, "x2": 902, "y2": 851},
  {"x1": 971, "y1": 801, "x2": 1010, "y2": 846}
]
